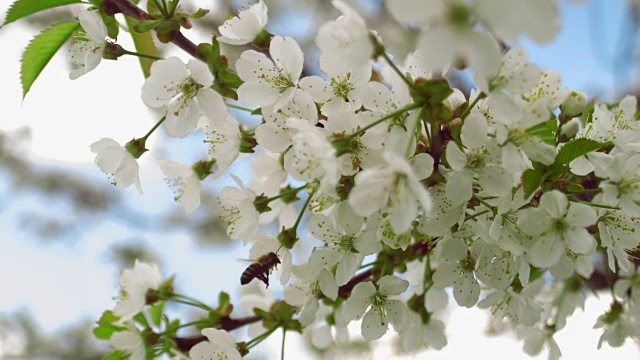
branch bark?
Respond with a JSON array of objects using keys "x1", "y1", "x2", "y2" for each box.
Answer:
[{"x1": 103, "y1": 0, "x2": 206, "y2": 61}]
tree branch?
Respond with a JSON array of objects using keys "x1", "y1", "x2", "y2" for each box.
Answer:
[{"x1": 103, "y1": 0, "x2": 206, "y2": 61}]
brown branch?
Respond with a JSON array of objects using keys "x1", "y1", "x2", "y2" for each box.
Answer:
[
  {"x1": 172, "y1": 315, "x2": 262, "y2": 352},
  {"x1": 103, "y1": 0, "x2": 206, "y2": 61}
]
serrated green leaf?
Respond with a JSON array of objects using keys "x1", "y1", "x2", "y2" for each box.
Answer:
[
  {"x1": 124, "y1": 17, "x2": 158, "y2": 78},
  {"x1": 21, "y1": 22, "x2": 79, "y2": 98},
  {"x1": 554, "y1": 138, "x2": 605, "y2": 165},
  {"x1": 149, "y1": 301, "x2": 165, "y2": 327},
  {"x1": 2, "y1": 0, "x2": 82, "y2": 27},
  {"x1": 522, "y1": 169, "x2": 544, "y2": 199}
]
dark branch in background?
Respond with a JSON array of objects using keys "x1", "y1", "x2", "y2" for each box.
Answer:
[{"x1": 103, "y1": 0, "x2": 205, "y2": 61}]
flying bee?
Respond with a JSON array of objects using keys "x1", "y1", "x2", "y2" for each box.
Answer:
[{"x1": 240, "y1": 252, "x2": 281, "y2": 288}]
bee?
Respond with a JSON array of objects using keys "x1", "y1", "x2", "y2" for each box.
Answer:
[{"x1": 240, "y1": 252, "x2": 281, "y2": 288}]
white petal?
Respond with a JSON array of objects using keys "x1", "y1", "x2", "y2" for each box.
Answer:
[
  {"x1": 270, "y1": 36, "x2": 303, "y2": 82},
  {"x1": 361, "y1": 307, "x2": 388, "y2": 340},
  {"x1": 187, "y1": 59, "x2": 214, "y2": 86},
  {"x1": 197, "y1": 88, "x2": 227, "y2": 125}
]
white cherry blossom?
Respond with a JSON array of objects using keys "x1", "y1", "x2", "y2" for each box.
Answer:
[
  {"x1": 518, "y1": 190, "x2": 597, "y2": 268},
  {"x1": 69, "y1": 8, "x2": 107, "y2": 79},
  {"x1": 283, "y1": 118, "x2": 339, "y2": 192},
  {"x1": 307, "y1": 202, "x2": 379, "y2": 285},
  {"x1": 218, "y1": 175, "x2": 260, "y2": 243},
  {"x1": 142, "y1": 57, "x2": 226, "y2": 138},
  {"x1": 90, "y1": 138, "x2": 142, "y2": 193},
  {"x1": 316, "y1": 1, "x2": 373, "y2": 75},
  {"x1": 110, "y1": 323, "x2": 145, "y2": 360},
  {"x1": 348, "y1": 151, "x2": 433, "y2": 234},
  {"x1": 113, "y1": 260, "x2": 162, "y2": 321},
  {"x1": 254, "y1": 89, "x2": 318, "y2": 153},
  {"x1": 189, "y1": 328, "x2": 241, "y2": 360},
  {"x1": 236, "y1": 36, "x2": 303, "y2": 110},
  {"x1": 205, "y1": 113, "x2": 241, "y2": 178},
  {"x1": 217, "y1": 0, "x2": 268, "y2": 45},
  {"x1": 342, "y1": 275, "x2": 409, "y2": 341},
  {"x1": 159, "y1": 160, "x2": 207, "y2": 214}
]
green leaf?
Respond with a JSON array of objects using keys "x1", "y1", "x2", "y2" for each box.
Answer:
[
  {"x1": 218, "y1": 291, "x2": 230, "y2": 307},
  {"x1": 124, "y1": 17, "x2": 159, "y2": 78},
  {"x1": 522, "y1": 169, "x2": 544, "y2": 199},
  {"x1": 102, "y1": 14, "x2": 120, "y2": 39},
  {"x1": 21, "y1": 22, "x2": 79, "y2": 98},
  {"x1": 103, "y1": 350, "x2": 128, "y2": 360},
  {"x1": 527, "y1": 118, "x2": 557, "y2": 146},
  {"x1": 2, "y1": 0, "x2": 82, "y2": 27},
  {"x1": 93, "y1": 311, "x2": 126, "y2": 340},
  {"x1": 149, "y1": 301, "x2": 166, "y2": 327},
  {"x1": 554, "y1": 138, "x2": 605, "y2": 165}
]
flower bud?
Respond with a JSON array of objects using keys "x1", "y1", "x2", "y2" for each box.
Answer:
[
  {"x1": 559, "y1": 117, "x2": 581, "y2": 140},
  {"x1": 561, "y1": 91, "x2": 587, "y2": 119}
]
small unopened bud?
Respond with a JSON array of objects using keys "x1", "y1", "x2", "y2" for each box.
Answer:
[
  {"x1": 561, "y1": 91, "x2": 587, "y2": 119},
  {"x1": 103, "y1": 43, "x2": 126, "y2": 60},
  {"x1": 559, "y1": 118, "x2": 581, "y2": 140},
  {"x1": 444, "y1": 88, "x2": 466, "y2": 112}
]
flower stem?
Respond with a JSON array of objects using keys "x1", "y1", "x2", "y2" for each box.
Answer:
[
  {"x1": 281, "y1": 328, "x2": 287, "y2": 360},
  {"x1": 572, "y1": 200, "x2": 620, "y2": 210},
  {"x1": 156, "y1": 320, "x2": 210, "y2": 336},
  {"x1": 141, "y1": 115, "x2": 167, "y2": 140},
  {"x1": 382, "y1": 52, "x2": 419, "y2": 93},
  {"x1": 123, "y1": 49, "x2": 164, "y2": 61},
  {"x1": 172, "y1": 294, "x2": 213, "y2": 311},
  {"x1": 346, "y1": 102, "x2": 422, "y2": 141},
  {"x1": 459, "y1": 93, "x2": 483, "y2": 120},
  {"x1": 246, "y1": 326, "x2": 279, "y2": 349},
  {"x1": 292, "y1": 190, "x2": 315, "y2": 232},
  {"x1": 265, "y1": 185, "x2": 307, "y2": 203},
  {"x1": 226, "y1": 103, "x2": 256, "y2": 113}
]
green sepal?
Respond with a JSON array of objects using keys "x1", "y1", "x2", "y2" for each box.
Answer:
[
  {"x1": 253, "y1": 194, "x2": 273, "y2": 214},
  {"x1": 175, "y1": 8, "x2": 209, "y2": 19},
  {"x1": 155, "y1": 19, "x2": 180, "y2": 43},
  {"x1": 93, "y1": 310, "x2": 126, "y2": 340},
  {"x1": 149, "y1": 301, "x2": 166, "y2": 327},
  {"x1": 278, "y1": 227, "x2": 298, "y2": 249},
  {"x1": 125, "y1": 137, "x2": 148, "y2": 159},
  {"x1": 251, "y1": 107, "x2": 263, "y2": 116},
  {"x1": 218, "y1": 69, "x2": 244, "y2": 89},
  {"x1": 134, "y1": 19, "x2": 164, "y2": 33},
  {"x1": 251, "y1": 28, "x2": 273, "y2": 50}
]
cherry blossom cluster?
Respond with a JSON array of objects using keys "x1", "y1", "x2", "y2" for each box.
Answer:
[{"x1": 9, "y1": 0, "x2": 640, "y2": 358}]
